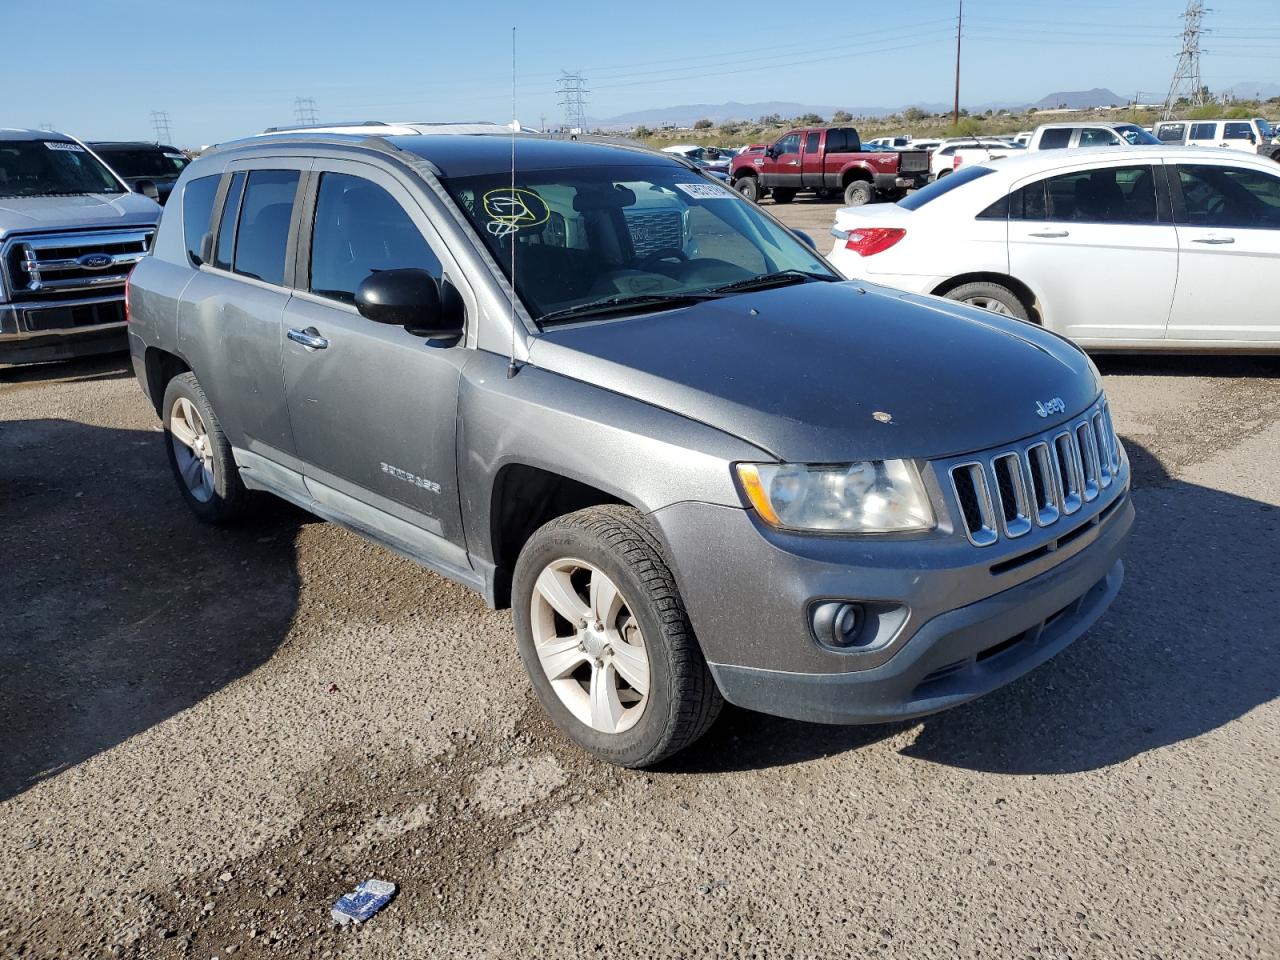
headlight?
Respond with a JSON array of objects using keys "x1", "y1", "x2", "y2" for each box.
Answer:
[{"x1": 735, "y1": 461, "x2": 935, "y2": 533}]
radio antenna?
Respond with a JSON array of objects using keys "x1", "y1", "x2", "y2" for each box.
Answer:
[{"x1": 506, "y1": 26, "x2": 520, "y2": 379}]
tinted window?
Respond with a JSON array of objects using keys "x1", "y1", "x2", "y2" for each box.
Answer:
[
  {"x1": 1117, "y1": 125, "x2": 1161, "y2": 145},
  {"x1": 1079, "y1": 128, "x2": 1121, "y2": 147},
  {"x1": 805, "y1": 132, "x2": 821, "y2": 154},
  {"x1": 310, "y1": 173, "x2": 440, "y2": 305},
  {"x1": 0, "y1": 139, "x2": 123, "y2": 199},
  {"x1": 896, "y1": 165, "x2": 995, "y2": 210},
  {"x1": 1156, "y1": 123, "x2": 1185, "y2": 143},
  {"x1": 1223, "y1": 122, "x2": 1254, "y2": 141},
  {"x1": 774, "y1": 134, "x2": 801, "y2": 155},
  {"x1": 95, "y1": 146, "x2": 189, "y2": 178},
  {"x1": 182, "y1": 174, "x2": 220, "y2": 266},
  {"x1": 1176, "y1": 164, "x2": 1280, "y2": 229},
  {"x1": 214, "y1": 172, "x2": 245, "y2": 271},
  {"x1": 825, "y1": 129, "x2": 846, "y2": 152},
  {"x1": 1038, "y1": 128, "x2": 1072, "y2": 149},
  {"x1": 232, "y1": 170, "x2": 299, "y2": 286},
  {"x1": 1190, "y1": 122, "x2": 1217, "y2": 140},
  {"x1": 1039, "y1": 165, "x2": 1158, "y2": 223},
  {"x1": 976, "y1": 194, "x2": 1009, "y2": 219}
]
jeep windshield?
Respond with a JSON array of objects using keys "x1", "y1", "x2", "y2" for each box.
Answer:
[
  {"x1": 0, "y1": 139, "x2": 125, "y2": 198},
  {"x1": 92, "y1": 145, "x2": 189, "y2": 179},
  {"x1": 443, "y1": 164, "x2": 834, "y2": 324}
]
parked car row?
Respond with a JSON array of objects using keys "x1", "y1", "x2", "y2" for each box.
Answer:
[{"x1": 829, "y1": 146, "x2": 1280, "y2": 351}]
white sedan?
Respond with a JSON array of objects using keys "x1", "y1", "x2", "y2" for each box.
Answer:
[{"x1": 828, "y1": 146, "x2": 1280, "y2": 351}]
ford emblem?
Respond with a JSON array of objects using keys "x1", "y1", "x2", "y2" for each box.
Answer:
[{"x1": 77, "y1": 252, "x2": 113, "y2": 270}]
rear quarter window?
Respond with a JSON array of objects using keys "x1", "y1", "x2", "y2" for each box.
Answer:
[{"x1": 182, "y1": 174, "x2": 220, "y2": 266}]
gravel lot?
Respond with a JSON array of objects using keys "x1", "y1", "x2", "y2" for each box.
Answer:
[{"x1": 2, "y1": 209, "x2": 1278, "y2": 958}]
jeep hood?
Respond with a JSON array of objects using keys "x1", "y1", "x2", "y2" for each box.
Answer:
[
  {"x1": 528, "y1": 280, "x2": 1100, "y2": 463},
  {"x1": 0, "y1": 192, "x2": 160, "y2": 236}
]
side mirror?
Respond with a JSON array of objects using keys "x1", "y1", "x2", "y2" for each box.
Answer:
[
  {"x1": 793, "y1": 230, "x2": 816, "y2": 250},
  {"x1": 135, "y1": 178, "x2": 160, "y2": 200},
  {"x1": 355, "y1": 268, "x2": 461, "y2": 340}
]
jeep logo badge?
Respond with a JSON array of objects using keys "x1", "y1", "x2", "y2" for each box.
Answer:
[
  {"x1": 1035, "y1": 397, "x2": 1067, "y2": 418},
  {"x1": 77, "y1": 252, "x2": 113, "y2": 270}
]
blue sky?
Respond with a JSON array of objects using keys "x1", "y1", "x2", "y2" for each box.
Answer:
[{"x1": 10, "y1": 0, "x2": 1279, "y2": 145}]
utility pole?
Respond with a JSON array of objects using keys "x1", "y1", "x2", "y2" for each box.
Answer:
[
  {"x1": 293, "y1": 96, "x2": 319, "y2": 126},
  {"x1": 1162, "y1": 0, "x2": 1208, "y2": 119},
  {"x1": 150, "y1": 110, "x2": 173, "y2": 143},
  {"x1": 952, "y1": 0, "x2": 963, "y2": 126},
  {"x1": 556, "y1": 72, "x2": 589, "y2": 135}
]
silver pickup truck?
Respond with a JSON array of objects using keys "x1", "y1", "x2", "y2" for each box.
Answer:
[{"x1": 0, "y1": 129, "x2": 160, "y2": 365}]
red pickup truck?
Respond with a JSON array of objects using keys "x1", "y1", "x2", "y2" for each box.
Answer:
[{"x1": 730, "y1": 126, "x2": 930, "y2": 206}]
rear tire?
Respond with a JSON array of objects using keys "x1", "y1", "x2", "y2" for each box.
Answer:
[
  {"x1": 734, "y1": 176, "x2": 760, "y2": 203},
  {"x1": 512, "y1": 505, "x2": 722, "y2": 768},
  {"x1": 771, "y1": 188, "x2": 796, "y2": 204},
  {"x1": 944, "y1": 281, "x2": 1030, "y2": 321},
  {"x1": 843, "y1": 179, "x2": 873, "y2": 206},
  {"x1": 162, "y1": 372, "x2": 249, "y2": 525}
]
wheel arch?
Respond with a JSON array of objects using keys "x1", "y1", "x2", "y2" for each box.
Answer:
[
  {"x1": 488, "y1": 463, "x2": 631, "y2": 609},
  {"x1": 143, "y1": 347, "x2": 192, "y2": 416},
  {"x1": 931, "y1": 272, "x2": 1042, "y2": 324},
  {"x1": 840, "y1": 164, "x2": 874, "y2": 186}
]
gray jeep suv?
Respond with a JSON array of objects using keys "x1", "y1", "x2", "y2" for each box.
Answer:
[
  {"x1": 0, "y1": 129, "x2": 160, "y2": 365},
  {"x1": 126, "y1": 132, "x2": 1133, "y2": 766}
]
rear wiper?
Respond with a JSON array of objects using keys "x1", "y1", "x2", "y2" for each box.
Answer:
[
  {"x1": 710, "y1": 269, "x2": 838, "y2": 294},
  {"x1": 538, "y1": 292, "x2": 721, "y2": 326}
]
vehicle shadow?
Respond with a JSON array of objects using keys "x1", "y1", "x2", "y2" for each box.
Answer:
[
  {"x1": 0, "y1": 353, "x2": 134, "y2": 387},
  {"x1": 0, "y1": 418, "x2": 305, "y2": 802},
  {"x1": 1093, "y1": 354, "x2": 1279, "y2": 380},
  {"x1": 667, "y1": 438, "x2": 1279, "y2": 775}
]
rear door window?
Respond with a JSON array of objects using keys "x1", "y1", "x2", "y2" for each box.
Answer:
[
  {"x1": 1156, "y1": 123, "x2": 1185, "y2": 143},
  {"x1": 1189, "y1": 122, "x2": 1217, "y2": 141},
  {"x1": 213, "y1": 172, "x2": 245, "y2": 271},
  {"x1": 1079, "y1": 128, "x2": 1121, "y2": 147},
  {"x1": 308, "y1": 172, "x2": 441, "y2": 305},
  {"x1": 1038, "y1": 128, "x2": 1072, "y2": 149},
  {"x1": 231, "y1": 170, "x2": 300, "y2": 286},
  {"x1": 182, "y1": 174, "x2": 220, "y2": 266},
  {"x1": 804, "y1": 132, "x2": 821, "y2": 154}
]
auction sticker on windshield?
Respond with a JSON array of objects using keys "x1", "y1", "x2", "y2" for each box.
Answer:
[
  {"x1": 673, "y1": 181, "x2": 733, "y2": 200},
  {"x1": 44, "y1": 141, "x2": 85, "y2": 152}
]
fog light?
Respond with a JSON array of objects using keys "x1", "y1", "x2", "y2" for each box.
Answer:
[{"x1": 811, "y1": 601, "x2": 865, "y2": 649}]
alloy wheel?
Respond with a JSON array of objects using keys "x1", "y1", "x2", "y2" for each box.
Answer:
[
  {"x1": 529, "y1": 558, "x2": 651, "y2": 735},
  {"x1": 963, "y1": 295, "x2": 1014, "y2": 316},
  {"x1": 169, "y1": 397, "x2": 215, "y2": 503}
]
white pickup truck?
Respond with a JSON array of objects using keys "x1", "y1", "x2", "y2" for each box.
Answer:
[{"x1": 1024, "y1": 122, "x2": 1161, "y2": 151}]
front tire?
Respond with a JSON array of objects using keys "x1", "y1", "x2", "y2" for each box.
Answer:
[
  {"x1": 944, "y1": 280, "x2": 1030, "y2": 321},
  {"x1": 162, "y1": 372, "x2": 249, "y2": 524},
  {"x1": 512, "y1": 505, "x2": 722, "y2": 767},
  {"x1": 734, "y1": 176, "x2": 760, "y2": 203},
  {"x1": 843, "y1": 179, "x2": 873, "y2": 206}
]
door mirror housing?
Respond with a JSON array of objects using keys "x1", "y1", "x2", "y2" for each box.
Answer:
[
  {"x1": 135, "y1": 178, "x2": 160, "y2": 200},
  {"x1": 355, "y1": 268, "x2": 461, "y2": 340}
]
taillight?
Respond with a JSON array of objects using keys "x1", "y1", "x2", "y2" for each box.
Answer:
[
  {"x1": 843, "y1": 227, "x2": 906, "y2": 257},
  {"x1": 953, "y1": 154, "x2": 963, "y2": 169}
]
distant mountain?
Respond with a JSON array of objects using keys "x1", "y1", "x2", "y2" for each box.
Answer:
[
  {"x1": 1224, "y1": 81, "x2": 1280, "y2": 101},
  {"x1": 1033, "y1": 88, "x2": 1126, "y2": 110}
]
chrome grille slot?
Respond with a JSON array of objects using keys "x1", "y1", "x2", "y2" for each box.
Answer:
[
  {"x1": 1053, "y1": 431, "x2": 1083, "y2": 515},
  {"x1": 1092, "y1": 411, "x2": 1113, "y2": 488},
  {"x1": 1025, "y1": 442, "x2": 1060, "y2": 526},
  {"x1": 949, "y1": 462, "x2": 998, "y2": 547},
  {"x1": 991, "y1": 453, "x2": 1032, "y2": 538},
  {"x1": 1076, "y1": 421, "x2": 1101, "y2": 502}
]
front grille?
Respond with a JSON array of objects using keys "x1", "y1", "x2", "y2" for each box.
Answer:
[
  {"x1": 2, "y1": 228, "x2": 153, "y2": 302},
  {"x1": 946, "y1": 399, "x2": 1122, "y2": 547},
  {"x1": 898, "y1": 149, "x2": 930, "y2": 173},
  {"x1": 624, "y1": 210, "x2": 685, "y2": 258}
]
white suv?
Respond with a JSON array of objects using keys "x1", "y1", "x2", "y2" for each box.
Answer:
[{"x1": 1153, "y1": 118, "x2": 1279, "y2": 161}]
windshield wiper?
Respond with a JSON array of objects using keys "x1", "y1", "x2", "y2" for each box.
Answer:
[
  {"x1": 710, "y1": 269, "x2": 838, "y2": 295},
  {"x1": 538, "y1": 292, "x2": 721, "y2": 326}
]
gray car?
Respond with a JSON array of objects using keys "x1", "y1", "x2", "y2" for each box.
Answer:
[
  {"x1": 126, "y1": 132, "x2": 1133, "y2": 766},
  {"x1": 0, "y1": 129, "x2": 160, "y2": 365}
]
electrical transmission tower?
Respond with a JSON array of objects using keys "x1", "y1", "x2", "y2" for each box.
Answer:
[
  {"x1": 1162, "y1": 0, "x2": 1208, "y2": 119},
  {"x1": 556, "y1": 72, "x2": 589, "y2": 134},
  {"x1": 150, "y1": 110, "x2": 173, "y2": 143},
  {"x1": 294, "y1": 97, "x2": 319, "y2": 126}
]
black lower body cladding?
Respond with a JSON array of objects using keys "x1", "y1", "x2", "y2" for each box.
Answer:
[{"x1": 650, "y1": 485, "x2": 1133, "y2": 725}]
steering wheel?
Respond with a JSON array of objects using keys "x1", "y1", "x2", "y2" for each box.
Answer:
[{"x1": 635, "y1": 247, "x2": 689, "y2": 270}]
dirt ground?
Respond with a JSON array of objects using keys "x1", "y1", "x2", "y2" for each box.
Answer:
[{"x1": 2, "y1": 236, "x2": 1278, "y2": 957}]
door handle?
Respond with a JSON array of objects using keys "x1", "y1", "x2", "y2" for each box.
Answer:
[
  {"x1": 287, "y1": 327, "x2": 329, "y2": 350},
  {"x1": 1028, "y1": 230, "x2": 1069, "y2": 238},
  {"x1": 1192, "y1": 236, "x2": 1235, "y2": 244}
]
